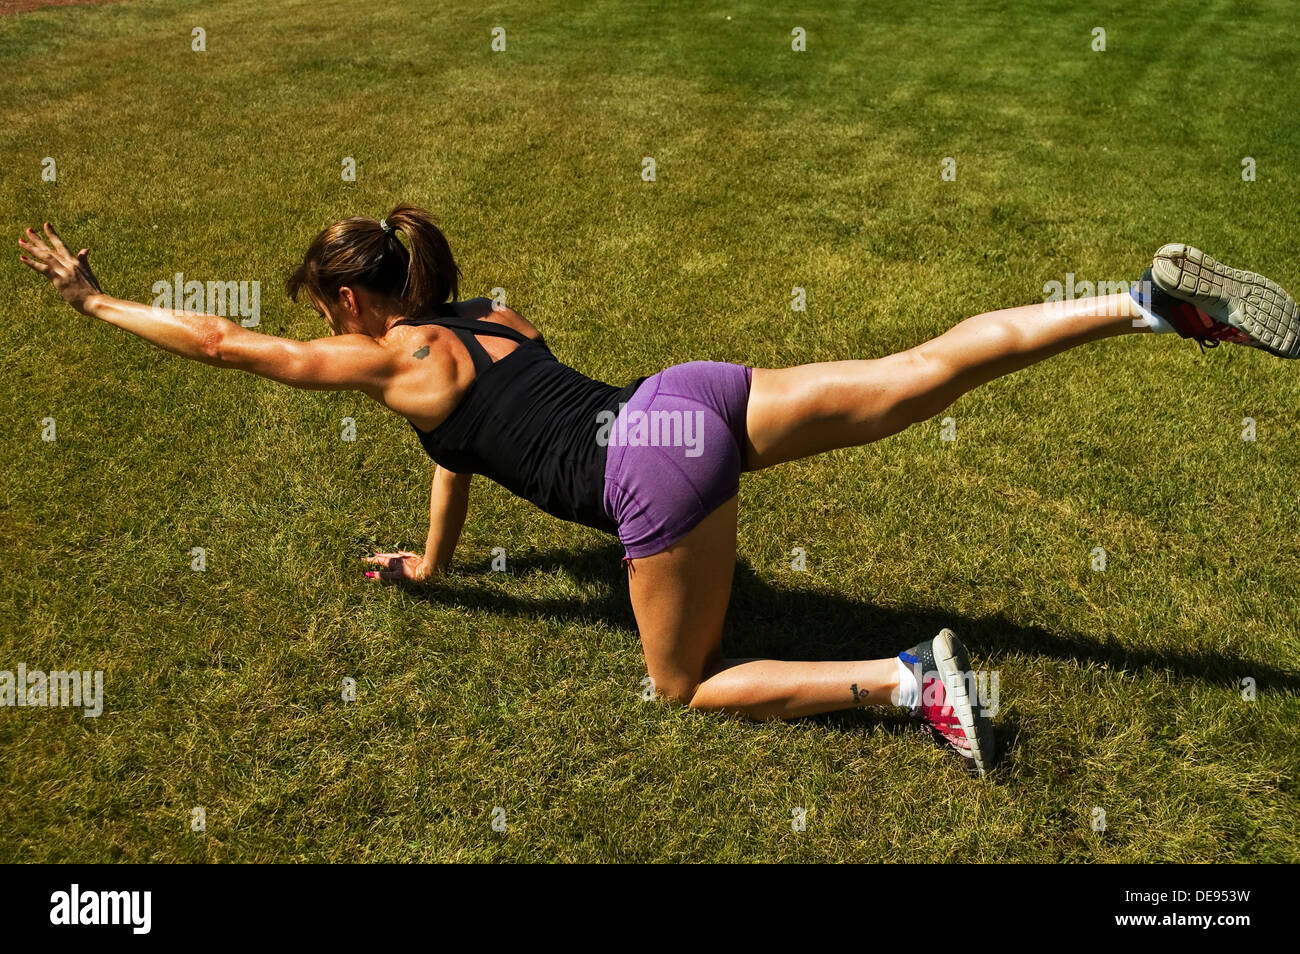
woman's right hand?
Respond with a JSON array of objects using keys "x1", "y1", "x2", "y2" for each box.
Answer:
[
  {"x1": 364, "y1": 550, "x2": 434, "y2": 583},
  {"x1": 18, "y1": 223, "x2": 104, "y2": 315}
]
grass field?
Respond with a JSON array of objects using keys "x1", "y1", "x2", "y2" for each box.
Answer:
[{"x1": 2, "y1": 0, "x2": 1298, "y2": 863}]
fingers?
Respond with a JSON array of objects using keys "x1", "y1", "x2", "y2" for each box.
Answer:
[
  {"x1": 19, "y1": 255, "x2": 50, "y2": 275},
  {"x1": 76, "y1": 248, "x2": 99, "y2": 287},
  {"x1": 364, "y1": 551, "x2": 415, "y2": 565},
  {"x1": 18, "y1": 231, "x2": 53, "y2": 264},
  {"x1": 363, "y1": 550, "x2": 422, "y2": 583},
  {"x1": 43, "y1": 222, "x2": 71, "y2": 257},
  {"x1": 363, "y1": 567, "x2": 410, "y2": 581},
  {"x1": 21, "y1": 227, "x2": 52, "y2": 258}
]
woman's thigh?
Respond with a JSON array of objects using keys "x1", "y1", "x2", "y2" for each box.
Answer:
[
  {"x1": 743, "y1": 354, "x2": 945, "y2": 471},
  {"x1": 626, "y1": 495, "x2": 738, "y2": 705}
]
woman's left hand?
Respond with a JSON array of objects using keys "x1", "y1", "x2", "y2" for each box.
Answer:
[
  {"x1": 364, "y1": 550, "x2": 431, "y2": 582},
  {"x1": 18, "y1": 222, "x2": 103, "y2": 315}
]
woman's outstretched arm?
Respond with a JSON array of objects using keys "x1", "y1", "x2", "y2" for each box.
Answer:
[{"x1": 19, "y1": 222, "x2": 395, "y2": 393}]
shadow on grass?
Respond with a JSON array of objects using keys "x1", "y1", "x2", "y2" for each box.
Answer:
[
  {"x1": 404, "y1": 540, "x2": 1300, "y2": 695},
  {"x1": 394, "y1": 539, "x2": 1297, "y2": 771}
]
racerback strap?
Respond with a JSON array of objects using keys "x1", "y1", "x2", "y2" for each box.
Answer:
[{"x1": 395, "y1": 308, "x2": 540, "y2": 376}]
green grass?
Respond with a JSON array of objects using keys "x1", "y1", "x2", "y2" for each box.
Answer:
[{"x1": 2, "y1": 0, "x2": 1298, "y2": 862}]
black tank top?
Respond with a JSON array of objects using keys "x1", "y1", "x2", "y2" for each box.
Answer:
[{"x1": 397, "y1": 304, "x2": 646, "y2": 534}]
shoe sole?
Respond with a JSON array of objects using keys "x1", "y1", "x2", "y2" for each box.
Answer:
[
  {"x1": 932, "y1": 628, "x2": 995, "y2": 778},
  {"x1": 1152, "y1": 243, "x2": 1300, "y2": 359}
]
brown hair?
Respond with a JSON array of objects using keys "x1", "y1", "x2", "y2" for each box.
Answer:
[{"x1": 286, "y1": 204, "x2": 461, "y2": 331}]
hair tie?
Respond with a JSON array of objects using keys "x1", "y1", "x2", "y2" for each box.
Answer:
[{"x1": 380, "y1": 219, "x2": 393, "y2": 235}]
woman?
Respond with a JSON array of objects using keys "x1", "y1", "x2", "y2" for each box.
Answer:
[{"x1": 20, "y1": 207, "x2": 1298, "y2": 777}]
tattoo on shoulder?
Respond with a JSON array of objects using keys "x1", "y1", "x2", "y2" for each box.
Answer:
[{"x1": 412, "y1": 345, "x2": 430, "y2": 360}]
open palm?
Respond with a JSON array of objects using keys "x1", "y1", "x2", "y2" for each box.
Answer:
[{"x1": 18, "y1": 222, "x2": 103, "y2": 314}]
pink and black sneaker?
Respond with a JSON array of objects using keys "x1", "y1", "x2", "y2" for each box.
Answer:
[
  {"x1": 901, "y1": 629, "x2": 995, "y2": 778},
  {"x1": 1133, "y1": 244, "x2": 1300, "y2": 358}
]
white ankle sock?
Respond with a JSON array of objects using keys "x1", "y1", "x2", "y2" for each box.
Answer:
[
  {"x1": 1130, "y1": 294, "x2": 1175, "y2": 333},
  {"x1": 891, "y1": 656, "x2": 920, "y2": 708}
]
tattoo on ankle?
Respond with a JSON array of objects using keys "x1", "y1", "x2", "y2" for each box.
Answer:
[
  {"x1": 413, "y1": 345, "x2": 430, "y2": 359},
  {"x1": 851, "y1": 683, "x2": 864, "y2": 705}
]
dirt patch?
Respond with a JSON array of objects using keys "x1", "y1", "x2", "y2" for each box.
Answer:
[{"x1": 1, "y1": 0, "x2": 128, "y2": 14}]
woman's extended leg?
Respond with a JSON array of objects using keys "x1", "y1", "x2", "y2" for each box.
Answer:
[
  {"x1": 626, "y1": 295, "x2": 1154, "y2": 760},
  {"x1": 634, "y1": 258, "x2": 1293, "y2": 775},
  {"x1": 744, "y1": 292, "x2": 1145, "y2": 470}
]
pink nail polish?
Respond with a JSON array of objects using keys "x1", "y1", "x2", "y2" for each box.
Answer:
[{"x1": 365, "y1": 571, "x2": 376, "y2": 579}]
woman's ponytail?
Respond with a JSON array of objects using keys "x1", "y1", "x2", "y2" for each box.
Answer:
[
  {"x1": 286, "y1": 203, "x2": 462, "y2": 328},
  {"x1": 383, "y1": 204, "x2": 461, "y2": 312}
]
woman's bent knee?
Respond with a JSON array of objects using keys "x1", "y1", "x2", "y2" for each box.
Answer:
[{"x1": 653, "y1": 675, "x2": 701, "y2": 706}]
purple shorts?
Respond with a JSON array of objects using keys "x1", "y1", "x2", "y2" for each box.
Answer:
[{"x1": 601, "y1": 361, "x2": 753, "y2": 561}]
